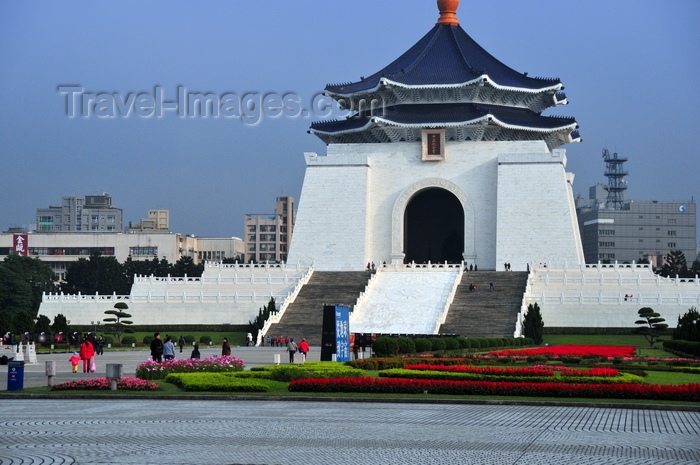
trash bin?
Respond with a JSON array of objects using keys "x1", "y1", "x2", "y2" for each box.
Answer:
[{"x1": 7, "y1": 360, "x2": 25, "y2": 391}]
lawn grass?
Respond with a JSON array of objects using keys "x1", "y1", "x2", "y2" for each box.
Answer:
[{"x1": 543, "y1": 334, "x2": 653, "y2": 347}]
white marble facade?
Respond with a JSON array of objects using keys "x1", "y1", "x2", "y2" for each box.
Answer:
[{"x1": 288, "y1": 140, "x2": 584, "y2": 271}]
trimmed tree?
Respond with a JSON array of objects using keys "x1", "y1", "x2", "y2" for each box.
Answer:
[
  {"x1": 634, "y1": 307, "x2": 668, "y2": 348},
  {"x1": 523, "y1": 303, "x2": 544, "y2": 345},
  {"x1": 103, "y1": 302, "x2": 134, "y2": 343}
]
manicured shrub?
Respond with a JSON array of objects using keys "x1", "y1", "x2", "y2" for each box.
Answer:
[
  {"x1": 455, "y1": 337, "x2": 470, "y2": 349},
  {"x1": 142, "y1": 335, "x2": 153, "y2": 345},
  {"x1": 397, "y1": 337, "x2": 416, "y2": 354},
  {"x1": 373, "y1": 336, "x2": 399, "y2": 357},
  {"x1": 527, "y1": 355, "x2": 549, "y2": 363},
  {"x1": 414, "y1": 338, "x2": 433, "y2": 353},
  {"x1": 199, "y1": 335, "x2": 212, "y2": 345},
  {"x1": 469, "y1": 339, "x2": 481, "y2": 349},
  {"x1": 103, "y1": 335, "x2": 114, "y2": 345},
  {"x1": 121, "y1": 335, "x2": 136, "y2": 345},
  {"x1": 430, "y1": 338, "x2": 447, "y2": 351},
  {"x1": 184, "y1": 335, "x2": 196, "y2": 344},
  {"x1": 444, "y1": 338, "x2": 460, "y2": 351}
]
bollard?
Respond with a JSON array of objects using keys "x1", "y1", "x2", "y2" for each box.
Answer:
[
  {"x1": 273, "y1": 354, "x2": 280, "y2": 365},
  {"x1": 106, "y1": 364, "x2": 122, "y2": 391},
  {"x1": 45, "y1": 361, "x2": 56, "y2": 386}
]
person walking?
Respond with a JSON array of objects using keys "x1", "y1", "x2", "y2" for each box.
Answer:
[
  {"x1": 95, "y1": 335, "x2": 105, "y2": 355},
  {"x1": 150, "y1": 332, "x2": 164, "y2": 363},
  {"x1": 178, "y1": 336, "x2": 185, "y2": 353},
  {"x1": 221, "y1": 337, "x2": 231, "y2": 356},
  {"x1": 79, "y1": 337, "x2": 95, "y2": 373},
  {"x1": 298, "y1": 338, "x2": 310, "y2": 362},
  {"x1": 286, "y1": 337, "x2": 298, "y2": 363},
  {"x1": 163, "y1": 336, "x2": 176, "y2": 360},
  {"x1": 69, "y1": 352, "x2": 81, "y2": 373}
]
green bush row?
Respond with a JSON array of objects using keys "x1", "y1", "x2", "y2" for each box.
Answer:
[
  {"x1": 141, "y1": 335, "x2": 209, "y2": 345},
  {"x1": 250, "y1": 362, "x2": 364, "y2": 382},
  {"x1": 164, "y1": 373, "x2": 277, "y2": 392},
  {"x1": 663, "y1": 340, "x2": 700, "y2": 357},
  {"x1": 372, "y1": 335, "x2": 533, "y2": 356},
  {"x1": 377, "y1": 368, "x2": 645, "y2": 385}
]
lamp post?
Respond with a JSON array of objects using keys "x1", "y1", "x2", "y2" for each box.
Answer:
[{"x1": 91, "y1": 320, "x2": 100, "y2": 335}]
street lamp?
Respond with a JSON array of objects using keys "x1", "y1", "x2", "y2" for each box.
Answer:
[{"x1": 91, "y1": 320, "x2": 100, "y2": 335}]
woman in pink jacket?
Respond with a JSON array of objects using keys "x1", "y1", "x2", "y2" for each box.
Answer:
[{"x1": 79, "y1": 337, "x2": 95, "y2": 373}]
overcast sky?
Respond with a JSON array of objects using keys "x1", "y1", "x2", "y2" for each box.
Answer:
[{"x1": 1, "y1": 0, "x2": 698, "y2": 239}]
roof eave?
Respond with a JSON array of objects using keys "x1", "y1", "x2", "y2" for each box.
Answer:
[{"x1": 326, "y1": 75, "x2": 563, "y2": 99}]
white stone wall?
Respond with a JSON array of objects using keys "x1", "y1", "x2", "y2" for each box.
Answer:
[
  {"x1": 38, "y1": 264, "x2": 312, "y2": 326},
  {"x1": 523, "y1": 264, "x2": 700, "y2": 328},
  {"x1": 288, "y1": 140, "x2": 584, "y2": 271},
  {"x1": 496, "y1": 150, "x2": 584, "y2": 271}
]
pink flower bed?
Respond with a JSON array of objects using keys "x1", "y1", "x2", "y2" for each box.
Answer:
[
  {"x1": 136, "y1": 355, "x2": 245, "y2": 380},
  {"x1": 52, "y1": 377, "x2": 159, "y2": 391}
]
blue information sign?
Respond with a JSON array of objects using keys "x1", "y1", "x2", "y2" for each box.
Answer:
[{"x1": 334, "y1": 305, "x2": 350, "y2": 362}]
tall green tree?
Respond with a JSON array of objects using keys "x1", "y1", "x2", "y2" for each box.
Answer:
[
  {"x1": 248, "y1": 297, "x2": 275, "y2": 344},
  {"x1": 661, "y1": 250, "x2": 689, "y2": 278},
  {"x1": 33, "y1": 314, "x2": 51, "y2": 335},
  {"x1": 51, "y1": 313, "x2": 70, "y2": 338},
  {"x1": 0, "y1": 255, "x2": 57, "y2": 318},
  {"x1": 523, "y1": 303, "x2": 544, "y2": 345},
  {"x1": 62, "y1": 252, "x2": 130, "y2": 295},
  {"x1": 673, "y1": 307, "x2": 700, "y2": 342},
  {"x1": 634, "y1": 307, "x2": 668, "y2": 348},
  {"x1": 172, "y1": 256, "x2": 203, "y2": 277},
  {"x1": 103, "y1": 302, "x2": 134, "y2": 342}
]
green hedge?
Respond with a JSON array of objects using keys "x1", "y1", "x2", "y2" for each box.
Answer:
[
  {"x1": 663, "y1": 340, "x2": 700, "y2": 357},
  {"x1": 165, "y1": 373, "x2": 280, "y2": 392}
]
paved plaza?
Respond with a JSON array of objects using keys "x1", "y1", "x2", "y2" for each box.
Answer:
[
  {"x1": 0, "y1": 346, "x2": 321, "y2": 390},
  {"x1": 0, "y1": 400, "x2": 698, "y2": 464},
  {"x1": 1, "y1": 348, "x2": 699, "y2": 464}
]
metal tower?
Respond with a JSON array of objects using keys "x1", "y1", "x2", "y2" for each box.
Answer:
[{"x1": 602, "y1": 148, "x2": 628, "y2": 210}]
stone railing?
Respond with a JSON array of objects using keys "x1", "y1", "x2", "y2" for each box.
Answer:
[
  {"x1": 256, "y1": 264, "x2": 315, "y2": 345},
  {"x1": 524, "y1": 292, "x2": 700, "y2": 307},
  {"x1": 204, "y1": 260, "x2": 311, "y2": 271},
  {"x1": 43, "y1": 290, "x2": 292, "y2": 305},
  {"x1": 433, "y1": 263, "x2": 464, "y2": 333},
  {"x1": 380, "y1": 261, "x2": 464, "y2": 272}
]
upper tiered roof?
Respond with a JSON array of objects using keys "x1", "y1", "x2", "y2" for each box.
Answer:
[{"x1": 311, "y1": 0, "x2": 580, "y2": 149}]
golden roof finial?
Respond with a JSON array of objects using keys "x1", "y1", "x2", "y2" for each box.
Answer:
[{"x1": 436, "y1": 0, "x2": 460, "y2": 26}]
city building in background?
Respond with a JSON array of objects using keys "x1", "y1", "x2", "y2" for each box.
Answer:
[
  {"x1": 576, "y1": 149, "x2": 697, "y2": 265},
  {"x1": 127, "y1": 209, "x2": 170, "y2": 232},
  {"x1": 244, "y1": 196, "x2": 294, "y2": 263},
  {"x1": 36, "y1": 193, "x2": 123, "y2": 233}
]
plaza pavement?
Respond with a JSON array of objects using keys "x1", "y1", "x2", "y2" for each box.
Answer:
[
  {"x1": 0, "y1": 399, "x2": 699, "y2": 464},
  {"x1": 0, "y1": 345, "x2": 320, "y2": 390},
  {"x1": 1, "y1": 347, "x2": 699, "y2": 464}
]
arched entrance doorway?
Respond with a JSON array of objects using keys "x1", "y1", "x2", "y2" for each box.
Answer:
[{"x1": 404, "y1": 188, "x2": 464, "y2": 263}]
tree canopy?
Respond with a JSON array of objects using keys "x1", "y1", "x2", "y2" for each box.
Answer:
[
  {"x1": 523, "y1": 303, "x2": 544, "y2": 345},
  {"x1": 633, "y1": 307, "x2": 668, "y2": 348},
  {"x1": 103, "y1": 302, "x2": 134, "y2": 342}
]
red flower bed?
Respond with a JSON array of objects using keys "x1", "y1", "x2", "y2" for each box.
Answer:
[
  {"x1": 404, "y1": 364, "x2": 555, "y2": 377},
  {"x1": 490, "y1": 345, "x2": 636, "y2": 358},
  {"x1": 289, "y1": 377, "x2": 700, "y2": 401},
  {"x1": 404, "y1": 363, "x2": 619, "y2": 378}
]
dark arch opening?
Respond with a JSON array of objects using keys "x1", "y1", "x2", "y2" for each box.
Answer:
[{"x1": 403, "y1": 188, "x2": 464, "y2": 264}]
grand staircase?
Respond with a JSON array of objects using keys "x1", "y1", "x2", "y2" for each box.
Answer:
[
  {"x1": 439, "y1": 271, "x2": 529, "y2": 337},
  {"x1": 266, "y1": 271, "x2": 371, "y2": 346}
]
